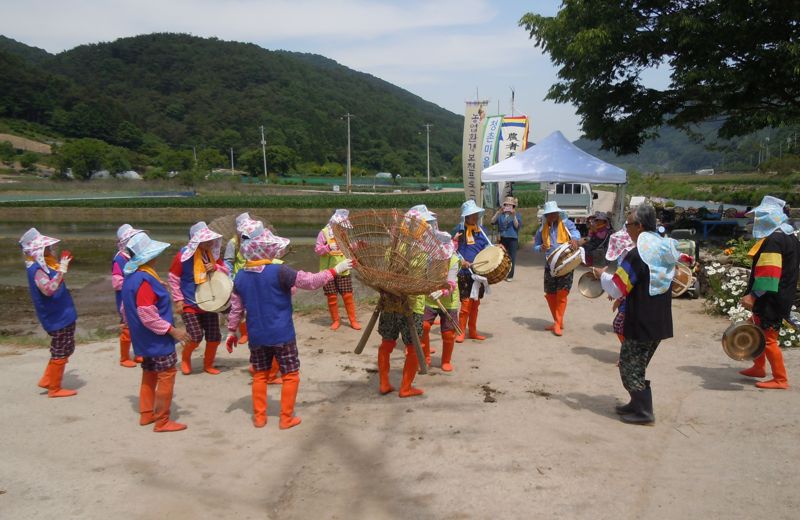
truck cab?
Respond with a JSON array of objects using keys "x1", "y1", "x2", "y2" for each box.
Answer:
[{"x1": 537, "y1": 183, "x2": 598, "y2": 232}]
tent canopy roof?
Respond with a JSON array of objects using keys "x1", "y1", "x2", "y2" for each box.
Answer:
[{"x1": 482, "y1": 130, "x2": 627, "y2": 184}]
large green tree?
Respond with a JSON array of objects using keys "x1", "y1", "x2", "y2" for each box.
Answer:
[{"x1": 521, "y1": 1, "x2": 800, "y2": 154}]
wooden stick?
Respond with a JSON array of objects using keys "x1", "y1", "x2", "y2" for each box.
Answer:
[
  {"x1": 435, "y1": 298, "x2": 463, "y2": 337},
  {"x1": 406, "y1": 314, "x2": 428, "y2": 375},
  {"x1": 354, "y1": 302, "x2": 382, "y2": 354}
]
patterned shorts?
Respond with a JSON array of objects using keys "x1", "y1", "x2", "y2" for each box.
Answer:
[
  {"x1": 250, "y1": 341, "x2": 300, "y2": 373},
  {"x1": 48, "y1": 322, "x2": 76, "y2": 359},
  {"x1": 181, "y1": 312, "x2": 221, "y2": 343},
  {"x1": 543, "y1": 265, "x2": 573, "y2": 294},
  {"x1": 141, "y1": 351, "x2": 178, "y2": 372},
  {"x1": 612, "y1": 311, "x2": 625, "y2": 335},
  {"x1": 323, "y1": 274, "x2": 353, "y2": 295},
  {"x1": 378, "y1": 311, "x2": 423, "y2": 345},
  {"x1": 457, "y1": 268, "x2": 484, "y2": 300},
  {"x1": 619, "y1": 339, "x2": 660, "y2": 392},
  {"x1": 422, "y1": 306, "x2": 459, "y2": 333}
]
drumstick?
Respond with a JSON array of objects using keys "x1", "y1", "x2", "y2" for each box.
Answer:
[{"x1": 435, "y1": 298, "x2": 463, "y2": 337}]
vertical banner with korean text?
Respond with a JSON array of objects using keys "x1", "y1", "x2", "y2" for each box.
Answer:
[
  {"x1": 462, "y1": 101, "x2": 488, "y2": 203},
  {"x1": 496, "y1": 115, "x2": 530, "y2": 199},
  {"x1": 480, "y1": 115, "x2": 503, "y2": 208}
]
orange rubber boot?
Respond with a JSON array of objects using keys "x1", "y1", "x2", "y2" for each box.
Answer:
[
  {"x1": 342, "y1": 292, "x2": 362, "y2": 330},
  {"x1": 468, "y1": 299, "x2": 486, "y2": 341},
  {"x1": 203, "y1": 341, "x2": 221, "y2": 375},
  {"x1": 552, "y1": 290, "x2": 568, "y2": 337},
  {"x1": 153, "y1": 367, "x2": 187, "y2": 432},
  {"x1": 755, "y1": 330, "x2": 789, "y2": 389},
  {"x1": 455, "y1": 299, "x2": 470, "y2": 343},
  {"x1": 267, "y1": 358, "x2": 283, "y2": 385},
  {"x1": 327, "y1": 294, "x2": 341, "y2": 330},
  {"x1": 441, "y1": 330, "x2": 456, "y2": 372},
  {"x1": 134, "y1": 355, "x2": 143, "y2": 363},
  {"x1": 740, "y1": 352, "x2": 767, "y2": 378},
  {"x1": 139, "y1": 370, "x2": 157, "y2": 426},
  {"x1": 239, "y1": 321, "x2": 249, "y2": 344},
  {"x1": 399, "y1": 344, "x2": 424, "y2": 398},
  {"x1": 252, "y1": 370, "x2": 268, "y2": 428},
  {"x1": 119, "y1": 325, "x2": 136, "y2": 367},
  {"x1": 48, "y1": 358, "x2": 77, "y2": 398},
  {"x1": 378, "y1": 339, "x2": 396, "y2": 394},
  {"x1": 544, "y1": 293, "x2": 557, "y2": 331},
  {"x1": 38, "y1": 362, "x2": 51, "y2": 389},
  {"x1": 180, "y1": 341, "x2": 197, "y2": 375},
  {"x1": 421, "y1": 320, "x2": 432, "y2": 366},
  {"x1": 617, "y1": 334, "x2": 625, "y2": 344},
  {"x1": 279, "y1": 371, "x2": 302, "y2": 429}
]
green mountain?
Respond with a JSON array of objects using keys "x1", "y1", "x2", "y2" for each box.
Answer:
[{"x1": 0, "y1": 33, "x2": 463, "y2": 177}]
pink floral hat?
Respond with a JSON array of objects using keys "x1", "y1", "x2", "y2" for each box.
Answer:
[
  {"x1": 116, "y1": 224, "x2": 144, "y2": 252},
  {"x1": 19, "y1": 228, "x2": 61, "y2": 273},
  {"x1": 241, "y1": 222, "x2": 290, "y2": 262},
  {"x1": 180, "y1": 221, "x2": 222, "y2": 262},
  {"x1": 605, "y1": 229, "x2": 635, "y2": 262}
]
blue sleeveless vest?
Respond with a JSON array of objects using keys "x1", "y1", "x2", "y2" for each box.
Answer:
[
  {"x1": 121, "y1": 270, "x2": 175, "y2": 358},
  {"x1": 26, "y1": 264, "x2": 77, "y2": 332},
  {"x1": 233, "y1": 265, "x2": 295, "y2": 346}
]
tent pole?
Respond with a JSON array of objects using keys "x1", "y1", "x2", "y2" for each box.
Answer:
[{"x1": 613, "y1": 183, "x2": 627, "y2": 230}]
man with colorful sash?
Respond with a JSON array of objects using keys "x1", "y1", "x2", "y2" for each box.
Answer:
[
  {"x1": 738, "y1": 196, "x2": 799, "y2": 389},
  {"x1": 453, "y1": 199, "x2": 491, "y2": 343},
  {"x1": 20, "y1": 228, "x2": 79, "y2": 398},
  {"x1": 226, "y1": 220, "x2": 353, "y2": 428},
  {"x1": 169, "y1": 221, "x2": 229, "y2": 375},
  {"x1": 534, "y1": 201, "x2": 581, "y2": 336},
  {"x1": 594, "y1": 204, "x2": 678, "y2": 425},
  {"x1": 113, "y1": 224, "x2": 144, "y2": 368},
  {"x1": 121, "y1": 232, "x2": 190, "y2": 432},
  {"x1": 315, "y1": 209, "x2": 361, "y2": 331}
]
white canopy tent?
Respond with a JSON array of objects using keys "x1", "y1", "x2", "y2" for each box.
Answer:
[{"x1": 481, "y1": 130, "x2": 628, "y2": 227}]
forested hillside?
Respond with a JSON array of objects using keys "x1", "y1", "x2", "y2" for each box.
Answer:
[{"x1": 0, "y1": 33, "x2": 463, "y2": 178}]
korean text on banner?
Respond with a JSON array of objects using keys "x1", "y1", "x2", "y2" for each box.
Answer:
[
  {"x1": 497, "y1": 115, "x2": 529, "y2": 198},
  {"x1": 462, "y1": 101, "x2": 488, "y2": 203}
]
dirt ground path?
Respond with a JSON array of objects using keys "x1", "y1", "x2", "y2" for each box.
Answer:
[{"x1": 1, "y1": 246, "x2": 798, "y2": 519}]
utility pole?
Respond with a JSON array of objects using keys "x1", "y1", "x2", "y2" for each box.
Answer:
[
  {"x1": 342, "y1": 113, "x2": 353, "y2": 193},
  {"x1": 192, "y1": 145, "x2": 197, "y2": 166},
  {"x1": 510, "y1": 87, "x2": 515, "y2": 116},
  {"x1": 424, "y1": 123, "x2": 433, "y2": 188},
  {"x1": 260, "y1": 125, "x2": 268, "y2": 184},
  {"x1": 230, "y1": 147, "x2": 234, "y2": 175}
]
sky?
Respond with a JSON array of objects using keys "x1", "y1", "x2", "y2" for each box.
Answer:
[{"x1": 2, "y1": 0, "x2": 589, "y2": 142}]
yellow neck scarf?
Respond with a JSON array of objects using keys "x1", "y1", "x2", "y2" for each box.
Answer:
[
  {"x1": 244, "y1": 259, "x2": 273, "y2": 268},
  {"x1": 541, "y1": 219, "x2": 569, "y2": 251},
  {"x1": 138, "y1": 265, "x2": 164, "y2": 284},
  {"x1": 193, "y1": 249, "x2": 213, "y2": 285},
  {"x1": 465, "y1": 224, "x2": 479, "y2": 245},
  {"x1": 747, "y1": 238, "x2": 766, "y2": 258},
  {"x1": 27, "y1": 255, "x2": 60, "y2": 271}
]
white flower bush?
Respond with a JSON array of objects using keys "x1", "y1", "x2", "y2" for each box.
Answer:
[{"x1": 704, "y1": 263, "x2": 799, "y2": 348}]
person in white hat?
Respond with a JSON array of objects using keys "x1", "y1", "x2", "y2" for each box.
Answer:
[
  {"x1": 421, "y1": 223, "x2": 460, "y2": 372},
  {"x1": 737, "y1": 195, "x2": 798, "y2": 389},
  {"x1": 490, "y1": 196, "x2": 521, "y2": 281},
  {"x1": 112, "y1": 224, "x2": 144, "y2": 368},
  {"x1": 452, "y1": 199, "x2": 492, "y2": 343},
  {"x1": 223, "y1": 213, "x2": 253, "y2": 345},
  {"x1": 533, "y1": 200, "x2": 581, "y2": 336},
  {"x1": 168, "y1": 221, "x2": 229, "y2": 375},
  {"x1": 226, "y1": 221, "x2": 353, "y2": 428},
  {"x1": 315, "y1": 209, "x2": 361, "y2": 331},
  {"x1": 20, "y1": 228, "x2": 79, "y2": 398},
  {"x1": 121, "y1": 232, "x2": 190, "y2": 432}
]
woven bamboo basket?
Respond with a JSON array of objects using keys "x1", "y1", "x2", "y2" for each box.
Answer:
[{"x1": 332, "y1": 209, "x2": 449, "y2": 296}]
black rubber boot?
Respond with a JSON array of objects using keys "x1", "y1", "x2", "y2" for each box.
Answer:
[
  {"x1": 615, "y1": 380, "x2": 649, "y2": 415},
  {"x1": 620, "y1": 385, "x2": 654, "y2": 425}
]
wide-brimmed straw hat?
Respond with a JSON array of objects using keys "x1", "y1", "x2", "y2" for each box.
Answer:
[
  {"x1": 19, "y1": 227, "x2": 60, "y2": 273},
  {"x1": 241, "y1": 221, "x2": 290, "y2": 261},
  {"x1": 180, "y1": 221, "x2": 223, "y2": 262},
  {"x1": 124, "y1": 233, "x2": 171, "y2": 275},
  {"x1": 502, "y1": 196, "x2": 517, "y2": 207}
]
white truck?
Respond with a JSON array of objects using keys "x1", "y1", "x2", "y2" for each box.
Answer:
[{"x1": 537, "y1": 182, "x2": 598, "y2": 232}]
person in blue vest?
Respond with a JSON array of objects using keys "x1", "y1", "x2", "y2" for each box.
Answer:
[
  {"x1": 490, "y1": 196, "x2": 522, "y2": 281},
  {"x1": 121, "y1": 232, "x2": 190, "y2": 432},
  {"x1": 112, "y1": 224, "x2": 144, "y2": 368},
  {"x1": 452, "y1": 199, "x2": 492, "y2": 343},
  {"x1": 168, "y1": 221, "x2": 229, "y2": 375},
  {"x1": 20, "y1": 228, "x2": 78, "y2": 398},
  {"x1": 226, "y1": 220, "x2": 353, "y2": 429}
]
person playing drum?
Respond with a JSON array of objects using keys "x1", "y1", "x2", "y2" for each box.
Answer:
[
  {"x1": 168, "y1": 221, "x2": 229, "y2": 375},
  {"x1": 737, "y1": 195, "x2": 799, "y2": 389},
  {"x1": 315, "y1": 209, "x2": 361, "y2": 331},
  {"x1": 453, "y1": 199, "x2": 491, "y2": 343},
  {"x1": 226, "y1": 220, "x2": 354, "y2": 427},
  {"x1": 533, "y1": 201, "x2": 581, "y2": 336},
  {"x1": 490, "y1": 196, "x2": 521, "y2": 281},
  {"x1": 121, "y1": 232, "x2": 191, "y2": 432},
  {"x1": 112, "y1": 224, "x2": 145, "y2": 368}
]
